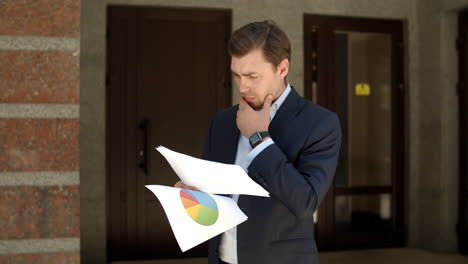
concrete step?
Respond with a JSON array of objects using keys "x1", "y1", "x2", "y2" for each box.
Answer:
[{"x1": 113, "y1": 248, "x2": 468, "y2": 264}]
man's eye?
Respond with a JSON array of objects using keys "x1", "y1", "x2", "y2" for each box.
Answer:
[{"x1": 248, "y1": 76, "x2": 258, "y2": 79}]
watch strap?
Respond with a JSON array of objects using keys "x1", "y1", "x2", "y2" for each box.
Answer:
[{"x1": 249, "y1": 131, "x2": 270, "y2": 148}]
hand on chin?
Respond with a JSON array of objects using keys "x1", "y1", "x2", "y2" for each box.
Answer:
[{"x1": 236, "y1": 95, "x2": 273, "y2": 138}]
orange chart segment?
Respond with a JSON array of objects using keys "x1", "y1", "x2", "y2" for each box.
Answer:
[{"x1": 181, "y1": 197, "x2": 198, "y2": 208}]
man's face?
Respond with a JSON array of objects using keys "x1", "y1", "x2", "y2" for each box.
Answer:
[{"x1": 231, "y1": 49, "x2": 287, "y2": 110}]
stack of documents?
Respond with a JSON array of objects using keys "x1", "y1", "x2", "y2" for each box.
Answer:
[{"x1": 146, "y1": 146, "x2": 269, "y2": 252}]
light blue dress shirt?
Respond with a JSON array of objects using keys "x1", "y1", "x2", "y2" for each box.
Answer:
[{"x1": 219, "y1": 84, "x2": 292, "y2": 264}]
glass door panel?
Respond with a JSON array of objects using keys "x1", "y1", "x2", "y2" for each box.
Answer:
[
  {"x1": 304, "y1": 15, "x2": 405, "y2": 250},
  {"x1": 334, "y1": 31, "x2": 393, "y2": 188},
  {"x1": 335, "y1": 194, "x2": 392, "y2": 233}
]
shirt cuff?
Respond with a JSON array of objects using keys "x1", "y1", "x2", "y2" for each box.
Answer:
[{"x1": 243, "y1": 138, "x2": 274, "y2": 170}]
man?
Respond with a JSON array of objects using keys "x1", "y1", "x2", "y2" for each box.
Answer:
[{"x1": 175, "y1": 20, "x2": 341, "y2": 264}]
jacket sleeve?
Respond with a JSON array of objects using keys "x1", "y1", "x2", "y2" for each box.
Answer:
[{"x1": 247, "y1": 112, "x2": 342, "y2": 219}]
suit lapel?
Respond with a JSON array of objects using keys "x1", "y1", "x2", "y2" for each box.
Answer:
[
  {"x1": 269, "y1": 86, "x2": 305, "y2": 139},
  {"x1": 222, "y1": 106, "x2": 241, "y2": 165}
]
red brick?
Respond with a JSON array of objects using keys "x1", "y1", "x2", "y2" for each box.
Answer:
[
  {"x1": 0, "y1": 186, "x2": 79, "y2": 239},
  {"x1": 0, "y1": 252, "x2": 79, "y2": 264},
  {"x1": 0, "y1": 0, "x2": 80, "y2": 37},
  {"x1": 0, "y1": 119, "x2": 79, "y2": 171},
  {"x1": 0, "y1": 51, "x2": 79, "y2": 104}
]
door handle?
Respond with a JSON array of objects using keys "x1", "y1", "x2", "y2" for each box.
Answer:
[{"x1": 138, "y1": 119, "x2": 148, "y2": 174}]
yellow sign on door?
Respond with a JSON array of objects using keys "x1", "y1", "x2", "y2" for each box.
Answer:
[{"x1": 355, "y1": 83, "x2": 371, "y2": 96}]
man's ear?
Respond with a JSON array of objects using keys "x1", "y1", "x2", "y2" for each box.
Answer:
[{"x1": 277, "y1": 58, "x2": 289, "y2": 79}]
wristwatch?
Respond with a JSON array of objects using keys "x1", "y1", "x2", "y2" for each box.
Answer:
[{"x1": 249, "y1": 131, "x2": 270, "y2": 148}]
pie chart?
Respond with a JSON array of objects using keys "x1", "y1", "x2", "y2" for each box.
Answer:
[{"x1": 180, "y1": 189, "x2": 219, "y2": 226}]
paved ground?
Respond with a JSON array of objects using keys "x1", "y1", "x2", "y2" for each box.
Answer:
[
  {"x1": 114, "y1": 248, "x2": 468, "y2": 264},
  {"x1": 320, "y1": 248, "x2": 468, "y2": 264}
]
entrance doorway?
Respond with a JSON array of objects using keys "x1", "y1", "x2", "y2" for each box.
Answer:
[
  {"x1": 458, "y1": 9, "x2": 468, "y2": 255},
  {"x1": 304, "y1": 15, "x2": 405, "y2": 250},
  {"x1": 106, "y1": 6, "x2": 231, "y2": 261}
]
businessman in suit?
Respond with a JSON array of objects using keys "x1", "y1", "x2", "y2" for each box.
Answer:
[{"x1": 175, "y1": 20, "x2": 341, "y2": 264}]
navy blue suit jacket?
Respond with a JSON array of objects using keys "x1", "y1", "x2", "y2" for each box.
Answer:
[{"x1": 203, "y1": 87, "x2": 341, "y2": 264}]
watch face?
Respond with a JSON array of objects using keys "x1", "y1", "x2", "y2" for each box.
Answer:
[{"x1": 249, "y1": 132, "x2": 261, "y2": 147}]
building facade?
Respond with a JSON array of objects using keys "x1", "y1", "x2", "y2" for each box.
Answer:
[{"x1": 0, "y1": 0, "x2": 467, "y2": 263}]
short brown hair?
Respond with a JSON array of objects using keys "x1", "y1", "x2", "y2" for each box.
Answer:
[{"x1": 228, "y1": 20, "x2": 291, "y2": 67}]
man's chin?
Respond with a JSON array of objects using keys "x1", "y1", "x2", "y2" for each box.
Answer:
[{"x1": 248, "y1": 101, "x2": 262, "y2": 110}]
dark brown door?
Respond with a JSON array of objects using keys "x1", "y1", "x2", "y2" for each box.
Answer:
[
  {"x1": 107, "y1": 6, "x2": 231, "y2": 261},
  {"x1": 458, "y1": 9, "x2": 468, "y2": 255},
  {"x1": 304, "y1": 15, "x2": 405, "y2": 250}
]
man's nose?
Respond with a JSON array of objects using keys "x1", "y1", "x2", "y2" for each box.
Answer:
[{"x1": 238, "y1": 78, "x2": 249, "y2": 94}]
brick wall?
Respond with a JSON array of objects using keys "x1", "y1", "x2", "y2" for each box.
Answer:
[{"x1": 0, "y1": 0, "x2": 80, "y2": 263}]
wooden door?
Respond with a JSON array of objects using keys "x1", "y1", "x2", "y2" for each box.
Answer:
[
  {"x1": 304, "y1": 15, "x2": 405, "y2": 250},
  {"x1": 107, "y1": 6, "x2": 231, "y2": 261},
  {"x1": 458, "y1": 9, "x2": 468, "y2": 255}
]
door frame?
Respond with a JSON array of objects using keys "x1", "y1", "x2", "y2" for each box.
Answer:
[
  {"x1": 105, "y1": 5, "x2": 232, "y2": 261},
  {"x1": 458, "y1": 9, "x2": 468, "y2": 255},
  {"x1": 303, "y1": 14, "x2": 406, "y2": 250}
]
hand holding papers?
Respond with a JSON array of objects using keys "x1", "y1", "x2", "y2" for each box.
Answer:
[{"x1": 145, "y1": 146, "x2": 270, "y2": 252}]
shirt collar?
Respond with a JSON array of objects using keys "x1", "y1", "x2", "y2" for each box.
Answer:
[{"x1": 270, "y1": 83, "x2": 291, "y2": 120}]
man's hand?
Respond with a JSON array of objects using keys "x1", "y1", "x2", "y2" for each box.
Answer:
[
  {"x1": 237, "y1": 94, "x2": 273, "y2": 138},
  {"x1": 174, "y1": 181, "x2": 200, "y2": 191}
]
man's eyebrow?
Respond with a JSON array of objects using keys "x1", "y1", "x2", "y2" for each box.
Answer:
[{"x1": 231, "y1": 71, "x2": 258, "y2": 76}]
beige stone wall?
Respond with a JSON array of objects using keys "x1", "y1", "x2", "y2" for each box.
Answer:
[
  {"x1": 416, "y1": 0, "x2": 468, "y2": 253},
  {"x1": 80, "y1": 0, "x2": 468, "y2": 262}
]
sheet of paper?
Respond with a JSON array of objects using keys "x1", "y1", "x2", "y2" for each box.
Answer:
[
  {"x1": 146, "y1": 185, "x2": 248, "y2": 252},
  {"x1": 156, "y1": 146, "x2": 269, "y2": 197}
]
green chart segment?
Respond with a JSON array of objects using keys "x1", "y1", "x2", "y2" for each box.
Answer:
[{"x1": 180, "y1": 189, "x2": 219, "y2": 226}]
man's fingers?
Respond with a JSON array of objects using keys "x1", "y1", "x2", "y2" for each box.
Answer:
[
  {"x1": 174, "y1": 181, "x2": 200, "y2": 191},
  {"x1": 174, "y1": 181, "x2": 184, "y2": 188},
  {"x1": 239, "y1": 97, "x2": 247, "y2": 110},
  {"x1": 188, "y1": 186, "x2": 200, "y2": 191},
  {"x1": 263, "y1": 94, "x2": 274, "y2": 110}
]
